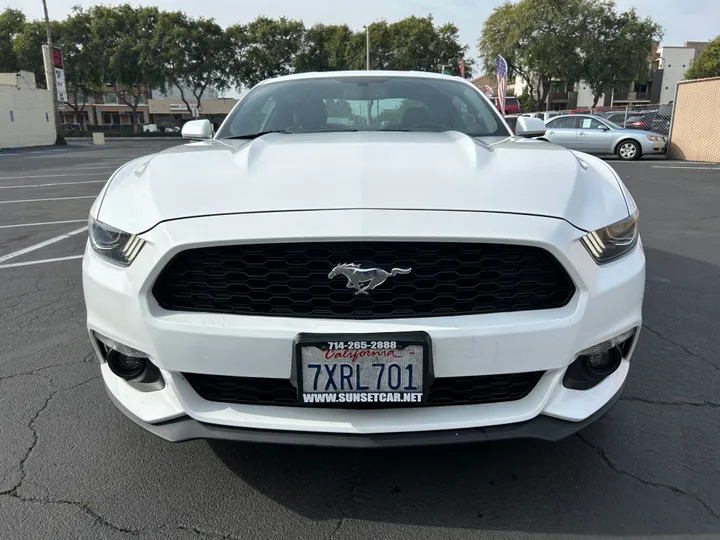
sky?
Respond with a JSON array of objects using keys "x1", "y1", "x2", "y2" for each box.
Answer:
[{"x1": 7, "y1": 0, "x2": 719, "y2": 71}]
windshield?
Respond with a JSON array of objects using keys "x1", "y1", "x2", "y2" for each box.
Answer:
[{"x1": 216, "y1": 76, "x2": 510, "y2": 139}]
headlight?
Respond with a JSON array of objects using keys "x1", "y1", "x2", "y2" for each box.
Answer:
[
  {"x1": 580, "y1": 210, "x2": 639, "y2": 264},
  {"x1": 646, "y1": 135, "x2": 664, "y2": 142},
  {"x1": 88, "y1": 216, "x2": 145, "y2": 267}
]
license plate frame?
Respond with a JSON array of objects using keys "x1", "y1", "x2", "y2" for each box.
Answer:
[{"x1": 293, "y1": 332, "x2": 433, "y2": 407}]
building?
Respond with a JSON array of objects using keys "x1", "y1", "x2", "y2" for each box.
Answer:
[
  {"x1": 148, "y1": 97, "x2": 238, "y2": 129},
  {"x1": 58, "y1": 84, "x2": 150, "y2": 128},
  {"x1": 0, "y1": 70, "x2": 56, "y2": 148}
]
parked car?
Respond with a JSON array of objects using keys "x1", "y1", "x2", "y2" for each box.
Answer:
[
  {"x1": 489, "y1": 96, "x2": 523, "y2": 115},
  {"x1": 540, "y1": 114, "x2": 666, "y2": 160},
  {"x1": 85, "y1": 71, "x2": 643, "y2": 446},
  {"x1": 626, "y1": 105, "x2": 673, "y2": 135}
]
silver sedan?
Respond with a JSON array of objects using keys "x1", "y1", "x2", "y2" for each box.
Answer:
[{"x1": 539, "y1": 114, "x2": 667, "y2": 160}]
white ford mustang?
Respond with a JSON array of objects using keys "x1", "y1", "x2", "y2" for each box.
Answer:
[{"x1": 83, "y1": 71, "x2": 645, "y2": 446}]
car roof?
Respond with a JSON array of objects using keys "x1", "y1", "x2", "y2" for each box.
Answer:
[{"x1": 258, "y1": 70, "x2": 470, "y2": 86}]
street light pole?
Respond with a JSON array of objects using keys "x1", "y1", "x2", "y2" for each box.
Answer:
[
  {"x1": 41, "y1": 0, "x2": 65, "y2": 145},
  {"x1": 364, "y1": 25, "x2": 370, "y2": 70}
]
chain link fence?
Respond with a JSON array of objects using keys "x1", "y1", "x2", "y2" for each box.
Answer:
[{"x1": 537, "y1": 103, "x2": 675, "y2": 137}]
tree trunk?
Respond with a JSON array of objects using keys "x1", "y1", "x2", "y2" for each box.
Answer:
[
  {"x1": 177, "y1": 83, "x2": 194, "y2": 118},
  {"x1": 41, "y1": 0, "x2": 66, "y2": 145}
]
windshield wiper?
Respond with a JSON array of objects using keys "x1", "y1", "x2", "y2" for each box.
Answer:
[{"x1": 225, "y1": 129, "x2": 294, "y2": 140}]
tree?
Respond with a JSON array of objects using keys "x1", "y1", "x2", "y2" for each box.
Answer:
[
  {"x1": 87, "y1": 4, "x2": 166, "y2": 132},
  {"x1": 13, "y1": 19, "x2": 62, "y2": 88},
  {"x1": 0, "y1": 8, "x2": 25, "y2": 73},
  {"x1": 227, "y1": 17, "x2": 305, "y2": 88},
  {"x1": 436, "y1": 23, "x2": 474, "y2": 77},
  {"x1": 685, "y1": 36, "x2": 720, "y2": 80},
  {"x1": 57, "y1": 9, "x2": 102, "y2": 126},
  {"x1": 156, "y1": 12, "x2": 233, "y2": 117},
  {"x1": 582, "y1": 5, "x2": 662, "y2": 106},
  {"x1": 294, "y1": 24, "x2": 354, "y2": 72},
  {"x1": 479, "y1": 0, "x2": 594, "y2": 111}
]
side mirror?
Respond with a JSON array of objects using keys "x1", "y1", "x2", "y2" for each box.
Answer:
[
  {"x1": 598, "y1": 125, "x2": 610, "y2": 131},
  {"x1": 514, "y1": 117, "x2": 546, "y2": 138},
  {"x1": 181, "y1": 119, "x2": 213, "y2": 140}
]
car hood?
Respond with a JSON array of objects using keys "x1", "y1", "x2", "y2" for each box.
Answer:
[{"x1": 97, "y1": 131, "x2": 630, "y2": 233}]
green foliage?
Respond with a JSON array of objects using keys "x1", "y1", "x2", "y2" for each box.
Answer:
[
  {"x1": 294, "y1": 24, "x2": 354, "y2": 72},
  {"x1": 518, "y1": 88, "x2": 535, "y2": 113},
  {"x1": 685, "y1": 37, "x2": 720, "y2": 79},
  {"x1": 5, "y1": 6, "x2": 475, "y2": 106},
  {"x1": 582, "y1": 6, "x2": 662, "y2": 106},
  {"x1": 13, "y1": 19, "x2": 62, "y2": 89},
  {"x1": 0, "y1": 8, "x2": 26, "y2": 72},
  {"x1": 58, "y1": 8, "x2": 102, "y2": 113},
  {"x1": 84, "y1": 4, "x2": 167, "y2": 131},
  {"x1": 155, "y1": 12, "x2": 233, "y2": 115},
  {"x1": 227, "y1": 17, "x2": 306, "y2": 88},
  {"x1": 479, "y1": 0, "x2": 663, "y2": 110}
]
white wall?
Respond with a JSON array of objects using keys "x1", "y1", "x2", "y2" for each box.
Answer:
[
  {"x1": 576, "y1": 82, "x2": 605, "y2": 108},
  {"x1": 0, "y1": 84, "x2": 56, "y2": 148},
  {"x1": 658, "y1": 47, "x2": 695, "y2": 104}
]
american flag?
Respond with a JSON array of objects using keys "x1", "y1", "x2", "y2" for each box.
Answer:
[
  {"x1": 460, "y1": 58, "x2": 466, "y2": 78},
  {"x1": 495, "y1": 54, "x2": 508, "y2": 116}
]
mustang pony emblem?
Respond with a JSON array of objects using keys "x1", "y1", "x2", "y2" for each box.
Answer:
[{"x1": 328, "y1": 263, "x2": 412, "y2": 295}]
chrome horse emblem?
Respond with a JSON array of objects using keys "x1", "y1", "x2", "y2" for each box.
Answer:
[{"x1": 328, "y1": 263, "x2": 412, "y2": 295}]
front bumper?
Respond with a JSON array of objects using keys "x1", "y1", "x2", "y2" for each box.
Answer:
[
  {"x1": 105, "y1": 381, "x2": 626, "y2": 447},
  {"x1": 84, "y1": 209, "x2": 645, "y2": 441}
]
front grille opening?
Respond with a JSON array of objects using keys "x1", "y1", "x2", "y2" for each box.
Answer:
[
  {"x1": 183, "y1": 372, "x2": 545, "y2": 408},
  {"x1": 153, "y1": 242, "x2": 575, "y2": 319}
]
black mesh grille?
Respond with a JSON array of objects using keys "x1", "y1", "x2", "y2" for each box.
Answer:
[
  {"x1": 183, "y1": 372, "x2": 544, "y2": 407},
  {"x1": 153, "y1": 242, "x2": 574, "y2": 319}
]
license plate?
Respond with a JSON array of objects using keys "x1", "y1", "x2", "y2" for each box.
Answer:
[{"x1": 295, "y1": 333, "x2": 431, "y2": 406}]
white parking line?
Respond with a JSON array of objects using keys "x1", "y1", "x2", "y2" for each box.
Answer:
[
  {"x1": 0, "y1": 219, "x2": 87, "y2": 229},
  {"x1": 652, "y1": 166, "x2": 720, "y2": 170},
  {"x1": 0, "y1": 226, "x2": 87, "y2": 264},
  {"x1": 0, "y1": 180, "x2": 105, "y2": 189},
  {"x1": 0, "y1": 172, "x2": 111, "y2": 181},
  {"x1": 0, "y1": 255, "x2": 83, "y2": 269},
  {"x1": 0, "y1": 195, "x2": 95, "y2": 204}
]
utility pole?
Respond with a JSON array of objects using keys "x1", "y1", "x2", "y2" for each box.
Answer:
[
  {"x1": 41, "y1": 0, "x2": 66, "y2": 145},
  {"x1": 364, "y1": 25, "x2": 370, "y2": 70}
]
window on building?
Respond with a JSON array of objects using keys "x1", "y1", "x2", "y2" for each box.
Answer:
[
  {"x1": 633, "y1": 83, "x2": 649, "y2": 93},
  {"x1": 104, "y1": 93, "x2": 118, "y2": 104},
  {"x1": 103, "y1": 112, "x2": 121, "y2": 124},
  {"x1": 137, "y1": 95, "x2": 147, "y2": 105},
  {"x1": 550, "y1": 81, "x2": 568, "y2": 93}
]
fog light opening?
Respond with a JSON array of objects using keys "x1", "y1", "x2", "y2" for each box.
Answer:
[
  {"x1": 582, "y1": 347, "x2": 622, "y2": 377},
  {"x1": 107, "y1": 349, "x2": 147, "y2": 381}
]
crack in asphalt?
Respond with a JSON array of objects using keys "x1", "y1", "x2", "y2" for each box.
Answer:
[
  {"x1": 576, "y1": 433, "x2": 720, "y2": 521},
  {"x1": 622, "y1": 396, "x2": 720, "y2": 408},
  {"x1": 0, "y1": 351, "x2": 95, "y2": 383},
  {"x1": 642, "y1": 324, "x2": 720, "y2": 372},
  {"x1": 0, "y1": 494, "x2": 245, "y2": 539},
  {"x1": 0, "y1": 367, "x2": 243, "y2": 540},
  {"x1": 0, "y1": 375, "x2": 100, "y2": 497}
]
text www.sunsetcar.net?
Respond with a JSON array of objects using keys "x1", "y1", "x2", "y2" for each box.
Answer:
[{"x1": 303, "y1": 392, "x2": 423, "y2": 403}]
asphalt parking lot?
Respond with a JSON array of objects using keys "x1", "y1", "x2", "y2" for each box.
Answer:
[{"x1": 1, "y1": 139, "x2": 719, "y2": 540}]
